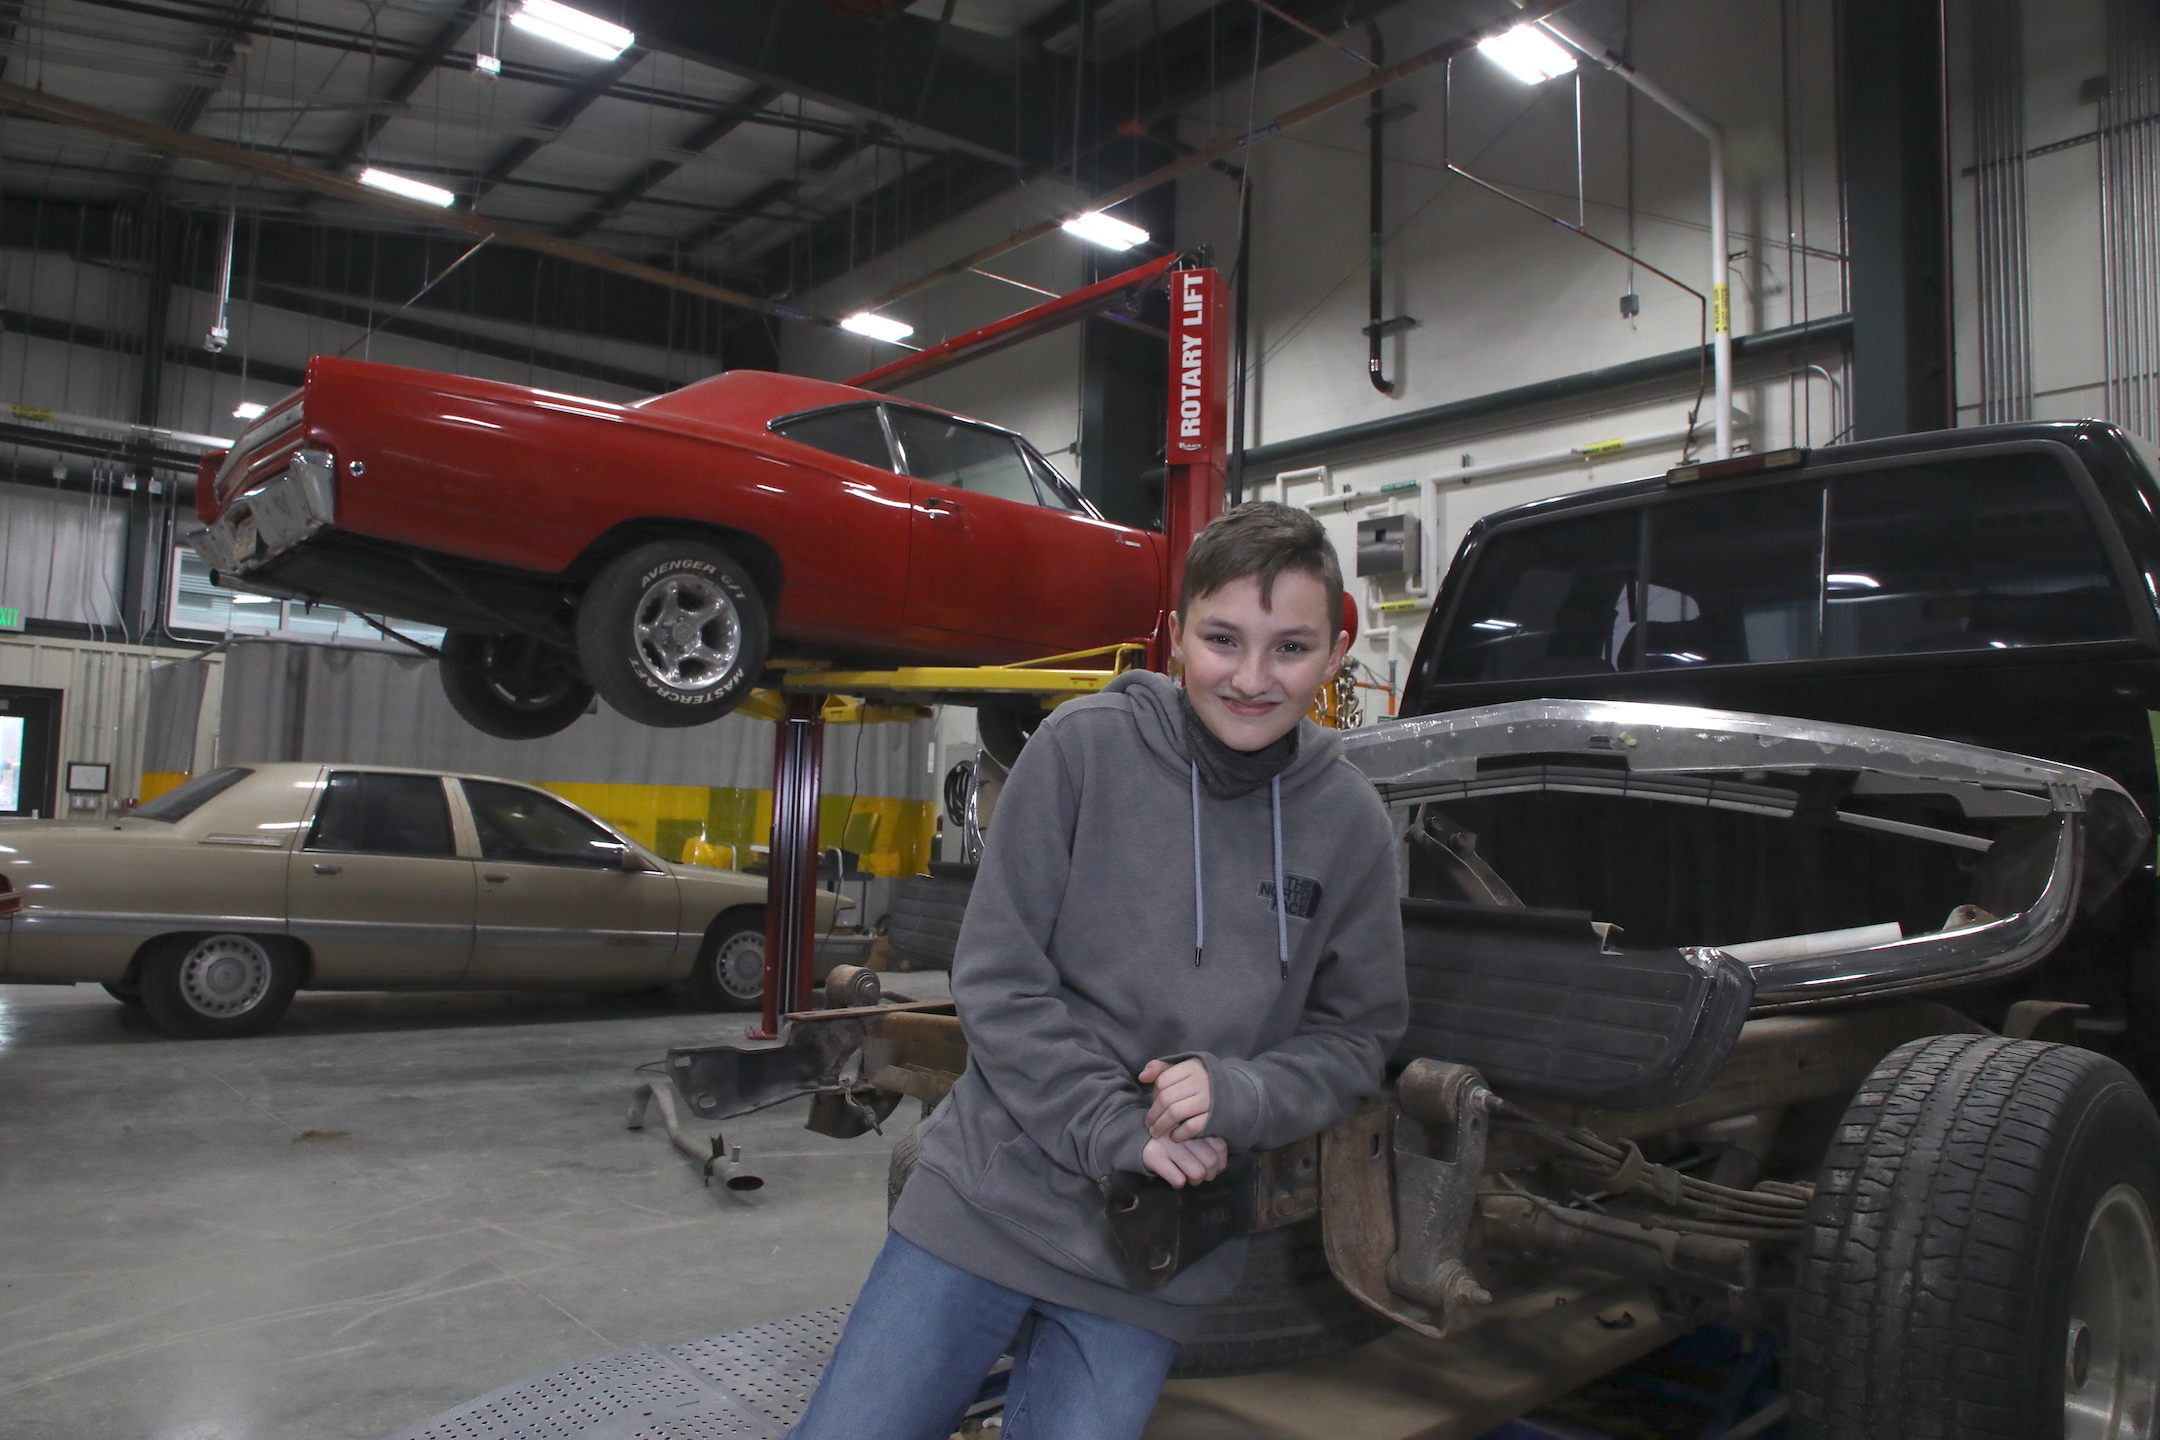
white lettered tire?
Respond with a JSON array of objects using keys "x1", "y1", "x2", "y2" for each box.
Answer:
[{"x1": 576, "y1": 540, "x2": 769, "y2": 728}]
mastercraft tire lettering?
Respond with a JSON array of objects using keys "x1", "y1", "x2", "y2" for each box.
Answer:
[{"x1": 576, "y1": 540, "x2": 770, "y2": 728}]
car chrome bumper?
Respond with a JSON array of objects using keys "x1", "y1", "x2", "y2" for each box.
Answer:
[
  {"x1": 191, "y1": 449, "x2": 336, "y2": 574},
  {"x1": 1344, "y1": 699, "x2": 2152, "y2": 1008}
]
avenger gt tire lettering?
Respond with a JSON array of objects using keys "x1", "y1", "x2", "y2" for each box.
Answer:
[{"x1": 576, "y1": 540, "x2": 769, "y2": 729}]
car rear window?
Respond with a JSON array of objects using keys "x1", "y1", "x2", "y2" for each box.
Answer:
[
  {"x1": 135, "y1": 766, "x2": 253, "y2": 822},
  {"x1": 1427, "y1": 450, "x2": 2133, "y2": 685},
  {"x1": 771, "y1": 405, "x2": 894, "y2": 471},
  {"x1": 306, "y1": 772, "x2": 455, "y2": 857}
]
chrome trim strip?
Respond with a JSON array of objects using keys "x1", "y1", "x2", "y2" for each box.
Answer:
[
  {"x1": 286, "y1": 918, "x2": 474, "y2": 949},
  {"x1": 1737, "y1": 814, "x2": 2082, "y2": 1005},
  {"x1": 474, "y1": 925, "x2": 679, "y2": 950},
  {"x1": 15, "y1": 910, "x2": 286, "y2": 937}
]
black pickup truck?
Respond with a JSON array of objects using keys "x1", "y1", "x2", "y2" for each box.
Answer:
[{"x1": 1402, "y1": 420, "x2": 2160, "y2": 1088}]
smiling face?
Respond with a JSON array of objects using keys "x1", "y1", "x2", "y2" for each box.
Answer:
[{"x1": 1172, "y1": 571, "x2": 1351, "y2": 753}]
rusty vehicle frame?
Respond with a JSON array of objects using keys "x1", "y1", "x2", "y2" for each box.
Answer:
[{"x1": 653, "y1": 700, "x2": 2155, "y2": 1433}]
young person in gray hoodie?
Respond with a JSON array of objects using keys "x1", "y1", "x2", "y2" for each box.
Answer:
[{"x1": 790, "y1": 504, "x2": 1408, "y2": 1440}]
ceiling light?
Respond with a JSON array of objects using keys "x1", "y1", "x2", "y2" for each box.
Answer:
[
  {"x1": 1826, "y1": 573, "x2": 1881, "y2": 591},
  {"x1": 839, "y1": 312, "x2": 914, "y2": 344},
  {"x1": 358, "y1": 167, "x2": 456, "y2": 208},
  {"x1": 1478, "y1": 25, "x2": 1576, "y2": 84},
  {"x1": 1061, "y1": 211, "x2": 1149, "y2": 251},
  {"x1": 233, "y1": 401, "x2": 268, "y2": 421},
  {"x1": 510, "y1": 0, "x2": 634, "y2": 62}
]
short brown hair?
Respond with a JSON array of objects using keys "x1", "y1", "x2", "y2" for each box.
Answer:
[{"x1": 1178, "y1": 501, "x2": 1344, "y2": 628}]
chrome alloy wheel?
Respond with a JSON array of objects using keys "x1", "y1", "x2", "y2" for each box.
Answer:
[
  {"x1": 632, "y1": 573, "x2": 742, "y2": 696},
  {"x1": 713, "y1": 927, "x2": 764, "y2": 1002},
  {"x1": 2066, "y1": 1182, "x2": 2160, "y2": 1439},
  {"x1": 177, "y1": 934, "x2": 275, "y2": 1018}
]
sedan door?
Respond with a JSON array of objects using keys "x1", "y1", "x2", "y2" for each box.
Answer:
[
  {"x1": 458, "y1": 780, "x2": 680, "y2": 985},
  {"x1": 891, "y1": 409, "x2": 1161, "y2": 655},
  {"x1": 286, "y1": 770, "x2": 476, "y2": 983}
]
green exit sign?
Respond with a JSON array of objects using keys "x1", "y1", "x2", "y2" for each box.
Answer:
[{"x1": 0, "y1": 608, "x2": 23, "y2": 632}]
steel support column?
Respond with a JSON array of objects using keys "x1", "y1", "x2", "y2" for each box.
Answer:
[
  {"x1": 754, "y1": 694, "x2": 826, "y2": 1040},
  {"x1": 1838, "y1": 0, "x2": 1953, "y2": 439}
]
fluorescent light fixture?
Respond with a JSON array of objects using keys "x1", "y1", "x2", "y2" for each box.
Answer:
[
  {"x1": 358, "y1": 167, "x2": 456, "y2": 208},
  {"x1": 839, "y1": 312, "x2": 914, "y2": 344},
  {"x1": 510, "y1": 0, "x2": 634, "y2": 61},
  {"x1": 1477, "y1": 24, "x2": 1576, "y2": 84},
  {"x1": 233, "y1": 401, "x2": 268, "y2": 421},
  {"x1": 1826, "y1": 573, "x2": 1881, "y2": 590},
  {"x1": 1470, "y1": 618, "x2": 1521, "y2": 632},
  {"x1": 1061, "y1": 211, "x2": 1149, "y2": 251}
]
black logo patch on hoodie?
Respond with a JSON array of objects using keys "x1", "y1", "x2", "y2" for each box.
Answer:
[{"x1": 1259, "y1": 874, "x2": 1323, "y2": 919}]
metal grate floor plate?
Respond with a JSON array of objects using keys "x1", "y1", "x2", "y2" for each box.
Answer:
[{"x1": 388, "y1": 1307, "x2": 850, "y2": 1440}]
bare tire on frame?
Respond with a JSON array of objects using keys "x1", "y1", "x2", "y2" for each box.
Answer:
[
  {"x1": 576, "y1": 540, "x2": 769, "y2": 729},
  {"x1": 438, "y1": 630, "x2": 594, "y2": 740},
  {"x1": 1790, "y1": 1033, "x2": 2160, "y2": 1440}
]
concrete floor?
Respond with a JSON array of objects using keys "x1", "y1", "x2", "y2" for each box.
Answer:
[{"x1": 0, "y1": 975, "x2": 949, "y2": 1440}]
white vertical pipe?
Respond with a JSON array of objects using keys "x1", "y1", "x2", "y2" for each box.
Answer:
[{"x1": 1540, "y1": 18, "x2": 1733, "y2": 459}]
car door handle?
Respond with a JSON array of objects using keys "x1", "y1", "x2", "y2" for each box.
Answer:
[
  {"x1": 923, "y1": 497, "x2": 962, "y2": 513},
  {"x1": 312, "y1": 863, "x2": 341, "y2": 876},
  {"x1": 483, "y1": 873, "x2": 510, "y2": 884}
]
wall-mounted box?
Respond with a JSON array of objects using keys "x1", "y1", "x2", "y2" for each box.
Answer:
[{"x1": 1356, "y1": 514, "x2": 1421, "y2": 579}]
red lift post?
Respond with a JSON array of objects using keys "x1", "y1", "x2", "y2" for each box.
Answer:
[{"x1": 749, "y1": 255, "x2": 1228, "y2": 1037}]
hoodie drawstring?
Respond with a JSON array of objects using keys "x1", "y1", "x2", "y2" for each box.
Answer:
[
  {"x1": 1271, "y1": 774, "x2": 1289, "y2": 979},
  {"x1": 1190, "y1": 763, "x2": 1205, "y2": 967},
  {"x1": 1189, "y1": 762, "x2": 1291, "y2": 980}
]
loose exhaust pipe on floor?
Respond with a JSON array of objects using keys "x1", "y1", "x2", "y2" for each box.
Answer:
[{"x1": 628, "y1": 1080, "x2": 764, "y2": 1193}]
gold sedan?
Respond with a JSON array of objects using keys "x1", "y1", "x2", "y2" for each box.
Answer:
[{"x1": 0, "y1": 764, "x2": 837, "y2": 1037}]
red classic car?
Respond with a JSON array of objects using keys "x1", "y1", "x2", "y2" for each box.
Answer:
[{"x1": 192, "y1": 358, "x2": 1167, "y2": 738}]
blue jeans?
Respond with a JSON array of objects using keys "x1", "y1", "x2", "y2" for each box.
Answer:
[{"x1": 789, "y1": 1231, "x2": 1178, "y2": 1440}]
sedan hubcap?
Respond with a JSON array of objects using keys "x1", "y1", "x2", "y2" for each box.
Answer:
[
  {"x1": 2065, "y1": 1182, "x2": 2160, "y2": 1438},
  {"x1": 632, "y1": 575, "x2": 741, "y2": 695},
  {"x1": 714, "y1": 930, "x2": 764, "y2": 1001},
  {"x1": 179, "y1": 935, "x2": 273, "y2": 1018}
]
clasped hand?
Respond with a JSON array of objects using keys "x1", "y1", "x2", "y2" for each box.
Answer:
[{"x1": 1138, "y1": 1057, "x2": 1226, "y2": 1188}]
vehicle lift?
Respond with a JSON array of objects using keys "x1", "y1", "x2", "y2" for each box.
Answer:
[{"x1": 744, "y1": 251, "x2": 1227, "y2": 1040}]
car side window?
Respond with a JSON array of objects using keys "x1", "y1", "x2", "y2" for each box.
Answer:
[
  {"x1": 1024, "y1": 447, "x2": 1089, "y2": 513},
  {"x1": 306, "y1": 772, "x2": 455, "y2": 857},
  {"x1": 1431, "y1": 509, "x2": 1640, "y2": 682},
  {"x1": 887, "y1": 409, "x2": 1042, "y2": 506},
  {"x1": 770, "y1": 405, "x2": 896, "y2": 472},
  {"x1": 1824, "y1": 454, "x2": 2134, "y2": 656},
  {"x1": 462, "y1": 780, "x2": 629, "y2": 870},
  {"x1": 1641, "y1": 483, "x2": 1826, "y2": 667}
]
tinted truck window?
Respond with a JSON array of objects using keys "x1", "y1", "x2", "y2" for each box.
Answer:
[
  {"x1": 1642, "y1": 484, "x2": 1825, "y2": 667},
  {"x1": 1432, "y1": 509, "x2": 1637, "y2": 682},
  {"x1": 1825, "y1": 454, "x2": 2133, "y2": 655}
]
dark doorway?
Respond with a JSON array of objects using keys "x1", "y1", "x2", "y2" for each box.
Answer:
[{"x1": 0, "y1": 687, "x2": 62, "y2": 820}]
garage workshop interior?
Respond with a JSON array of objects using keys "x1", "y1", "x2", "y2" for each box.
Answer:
[{"x1": 6, "y1": 0, "x2": 2160, "y2": 1436}]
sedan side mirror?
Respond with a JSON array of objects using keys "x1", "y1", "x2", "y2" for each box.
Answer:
[{"x1": 618, "y1": 844, "x2": 655, "y2": 873}]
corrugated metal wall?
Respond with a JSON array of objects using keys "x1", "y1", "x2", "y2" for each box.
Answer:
[{"x1": 0, "y1": 634, "x2": 220, "y2": 812}]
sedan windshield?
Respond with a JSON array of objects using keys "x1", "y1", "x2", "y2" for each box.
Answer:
[{"x1": 135, "y1": 767, "x2": 253, "y2": 822}]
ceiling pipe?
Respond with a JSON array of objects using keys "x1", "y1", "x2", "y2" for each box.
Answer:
[
  {"x1": 857, "y1": 0, "x2": 1577, "y2": 314},
  {"x1": 1537, "y1": 17, "x2": 1733, "y2": 460},
  {"x1": 0, "y1": 78, "x2": 823, "y2": 329}
]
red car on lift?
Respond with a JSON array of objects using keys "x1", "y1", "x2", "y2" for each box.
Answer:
[{"x1": 192, "y1": 358, "x2": 1167, "y2": 738}]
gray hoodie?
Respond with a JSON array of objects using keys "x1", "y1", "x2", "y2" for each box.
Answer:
[{"x1": 889, "y1": 669, "x2": 1408, "y2": 1340}]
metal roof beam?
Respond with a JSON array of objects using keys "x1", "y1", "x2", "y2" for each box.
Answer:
[
  {"x1": 614, "y1": 0, "x2": 1045, "y2": 168},
  {"x1": 322, "y1": 0, "x2": 491, "y2": 177},
  {"x1": 466, "y1": 46, "x2": 646, "y2": 206},
  {"x1": 560, "y1": 84, "x2": 783, "y2": 240}
]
